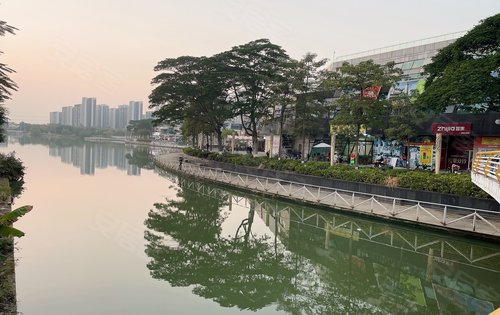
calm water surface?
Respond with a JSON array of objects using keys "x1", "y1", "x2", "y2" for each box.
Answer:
[{"x1": 2, "y1": 137, "x2": 500, "y2": 315}]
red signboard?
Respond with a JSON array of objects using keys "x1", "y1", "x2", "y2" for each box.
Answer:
[
  {"x1": 362, "y1": 86, "x2": 381, "y2": 99},
  {"x1": 431, "y1": 123, "x2": 471, "y2": 135}
]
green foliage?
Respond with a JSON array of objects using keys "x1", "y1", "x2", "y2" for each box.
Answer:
[
  {"x1": 326, "y1": 60, "x2": 402, "y2": 165},
  {"x1": 0, "y1": 178, "x2": 10, "y2": 203},
  {"x1": 0, "y1": 21, "x2": 18, "y2": 142},
  {"x1": 0, "y1": 152, "x2": 25, "y2": 197},
  {"x1": 150, "y1": 54, "x2": 234, "y2": 150},
  {"x1": 327, "y1": 60, "x2": 401, "y2": 131},
  {"x1": 127, "y1": 119, "x2": 153, "y2": 139},
  {"x1": 385, "y1": 94, "x2": 424, "y2": 143},
  {"x1": 418, "y1": 13, "x2": 500, "y2": 112},
  {"x1": 19, "y1": 123, "x2": 127, "y2": 138},
  {"x1": 0, "y1": 205, "x2": 32, "y2": 238},
  {"x1": 215, "y1": 39, "x2": 293, "y2": 149},
  {"x1": 183, "y1": 149, "x2": 488, "y2": 198}
]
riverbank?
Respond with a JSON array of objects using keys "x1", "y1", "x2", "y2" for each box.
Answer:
[
  {"x1": 154, "y1": 152, "x2": 500, "y2": 241},
  {"x1": 0, "y1": 181, "x2": 17, "y2": 315},
  {"x1": 84, "y1": 136, "x2": 187, "y2": 149}
]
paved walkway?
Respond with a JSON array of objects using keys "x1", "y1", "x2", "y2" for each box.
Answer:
[{"x1": 154, "y1": 152, "x2": 500, "y2": 240}]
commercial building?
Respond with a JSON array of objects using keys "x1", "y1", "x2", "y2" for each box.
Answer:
[
  {"x1": 326, "y1": 32, "x2": 500, "y2": 171},
  {"x1": 329, "y1": 32, "x2": 465, "y2": 98}
]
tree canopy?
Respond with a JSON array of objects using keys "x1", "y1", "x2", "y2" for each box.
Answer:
[
  {"x1": 417, "y1": 13, "x2": 500, "y2": 112},
  {"x1": 150, "y1": 55, "x2": 233, "y2": 150},
  {"x1": 144, "y1": 181, "x2": 298, "y2": 311},
  {"x1": 326, "y1": 60, "x2": 401, "y2": 165},
  {"x1": 217, "y1": 39, "x2": 293, "y2": 150},
  {"x1": 127, "y1": 119, "x2": 153, "y2": 140},
  {"x1": 0, "y1": 21, "x2": 18, "y2": 141}
]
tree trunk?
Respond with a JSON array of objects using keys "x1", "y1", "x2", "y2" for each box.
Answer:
[
  {"x1": 355, "y1": 124, "x2": 360, "y2": 168},
  {"x1": 278, "y1": 104, "x2": 286, "y2": 158},
  {"x1": 251, "y1": 121, "x2": 258, "y2": 154},
  {"x1": 216, "y1": 130, "x2": 223, "y2": 152}
]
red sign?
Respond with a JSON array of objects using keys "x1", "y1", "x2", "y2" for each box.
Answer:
[
  {"x1": 432, "y1": 123, "x2": 471, "y2": 135},
  {"x1": 362, "y1": 86, "x2": 381, "y2": 99}
]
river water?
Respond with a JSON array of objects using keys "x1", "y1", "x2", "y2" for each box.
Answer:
[{"x1": 1, "y1": 137, "x2": 499, "y2": 315}]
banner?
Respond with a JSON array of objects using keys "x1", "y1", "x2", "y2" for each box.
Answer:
[{"x1": 419, "y1": 145, "x2": 433, "y2": 166}]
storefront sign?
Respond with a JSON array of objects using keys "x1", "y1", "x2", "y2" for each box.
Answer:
[
  {"x1": 432, "y1": 123, "x2": 471, "y2": 135},
  {"x1": 362, "y1": 86, "x2": 381, "y2": 99},
  {"x1": 481, "y1": 137, "x2": 500, "y2": 146}
]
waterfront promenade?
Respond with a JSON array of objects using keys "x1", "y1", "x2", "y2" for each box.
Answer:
[{"x1": 155, "y1": 152, "x2": 500, "y2": 241}]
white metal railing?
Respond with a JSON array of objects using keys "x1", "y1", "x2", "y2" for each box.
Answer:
[
  {"x1": 154, "y1": 157, "x2": 500, "y2": 237},
  {"x1": 472, "y1": 151, "x2": 500, "y2": 182},
  {"x1": 163, "y1": 176, "x2": 500, "y2": 271}
]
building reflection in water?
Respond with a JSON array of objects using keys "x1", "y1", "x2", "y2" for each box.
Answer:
[
  {"x1": 146, "y1": 174, "x2": 500, "y2": 315},
  {"x1": 48, "y1": 142, "x2": 146, "y2": 176}
]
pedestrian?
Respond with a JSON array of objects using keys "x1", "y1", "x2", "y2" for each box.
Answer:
[{"x1": 178, "y1": 156, "x2": 184, "y2": 170}]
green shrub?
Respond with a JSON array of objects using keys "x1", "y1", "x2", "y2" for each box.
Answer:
[
  {"x1": 0, "y1": 153, "x2": 24, "y2": 198},
  {"x1": 182, "y1": 148, "x2": 487, "y2": 198}
]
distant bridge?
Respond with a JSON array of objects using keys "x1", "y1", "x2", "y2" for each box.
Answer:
[{"x1": 472, "y1": 151, "x2": 500, "y2": 204}]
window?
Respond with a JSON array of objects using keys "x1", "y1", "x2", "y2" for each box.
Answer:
[
  {"x1": 401, "y1": 61, "x2": 414, "y2": 70},
  {"x1": 412, "y1": 59, "x2": 425, "y2": 68}
]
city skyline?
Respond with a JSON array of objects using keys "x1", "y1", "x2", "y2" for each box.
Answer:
[
  {"x1": 49, "y1": 97, "x2": 148, "y2": 129},
  {"x1": 2, "y1": 1, "x2": 499, "y2": 123}
]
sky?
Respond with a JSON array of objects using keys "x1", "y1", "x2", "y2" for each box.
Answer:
[{"x1": 1, "y1": 0, "x2": 499, "y2": 124}]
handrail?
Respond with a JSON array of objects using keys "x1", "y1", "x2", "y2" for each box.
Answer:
[
  {"x1": 157, "y1": 158, "x2": 498, "y2": 216},
  {"x1": 154, "y1": 156, "x2": 500, "y2": 237},
  {"x1": 472, "y1": 151, "x2": 500, "y2": 182}
]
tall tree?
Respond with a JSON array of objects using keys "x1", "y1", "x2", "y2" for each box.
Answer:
[
  {"x1": 326, "y1": 60, "x2": 401, "y2": 166},
  {"x1": 0, "y1": 21, "x2": 18, "y2": 142},
  {"x1": 149, "y1": 56, "x2": 232, "y2": 151},
  {"x1": 417, "y1": 13, "x2": 500, "y2": 112},
  {"x1": 218, "y1": 39, "x2": 291, "y2": 151},
  {"x1": 126, "y1": 119, "x2": 153, "y2": 140},
  {"x1": 292, "y1": 53, "x2": 329, "y2": 158},
  {"x1": 385, "y1": 94, "x2": 424, "y2": 164}
]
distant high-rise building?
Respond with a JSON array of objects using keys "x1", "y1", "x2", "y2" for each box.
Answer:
[
  {"x1": 49, "y1": 111, "x2": 62, "y2": 124},
  {"x1": 116, "y1": 105, "x2": 129, "y2": 129},
  {"x1": 72, "y1": 104, "x2": 81, "y2": 127},
  {"x1": 81, "y1": 97, "x2": 96, "y2": 128},
  {"x1": 109, "y1": 108, "x2": 117, "y2": 129},
  {"x1": 61, "y1": 106, "x2": 73, "y2": 126},
  {"x1": 128, "y1": 101, "x2": 143, "y2": 123},
  {"x1": 95, "y1": 104, "x2": 110, "y2": 129}
]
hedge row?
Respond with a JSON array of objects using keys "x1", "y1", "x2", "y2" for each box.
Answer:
[{"x1": 182, "y1": 148, "x2": 489, "y2": 198}]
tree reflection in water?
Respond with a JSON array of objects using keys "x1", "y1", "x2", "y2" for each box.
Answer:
[
  {"x1": 144, "y1": 185, "x2": 298, "y2": 311},
  {"x1": 144, "y1": 177, "x2": 500, "y2": 314}
]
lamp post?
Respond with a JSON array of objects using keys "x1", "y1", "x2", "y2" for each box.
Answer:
[{"x1": 330, "y1": 124, "x2": 336, "y2": 166}]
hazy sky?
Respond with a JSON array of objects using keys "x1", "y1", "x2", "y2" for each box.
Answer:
[{"x1": 2, "y1": 1, "x2": 499, "y2": 123}]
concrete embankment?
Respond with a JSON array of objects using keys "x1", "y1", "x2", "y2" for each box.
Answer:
[{"x1": 154, "y1": 153, "x2": 500, "y2": 241}]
